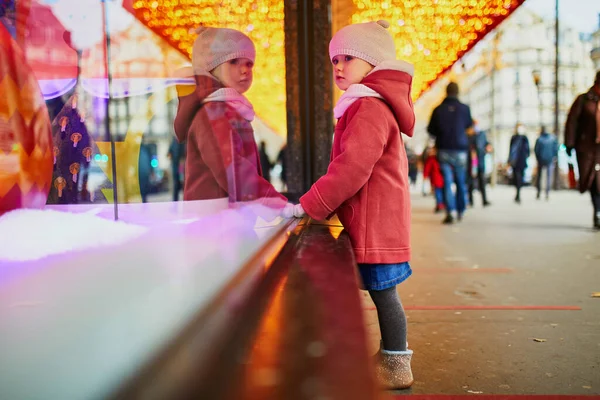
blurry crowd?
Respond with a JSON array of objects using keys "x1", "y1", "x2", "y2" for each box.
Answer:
[{"x1": 414, "y1": 74, "x2": 600, "y2": 229}]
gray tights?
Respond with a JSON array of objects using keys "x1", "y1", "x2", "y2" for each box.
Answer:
[{"x1": 369, "y1": 286, "x2": 407, "y2": 351}]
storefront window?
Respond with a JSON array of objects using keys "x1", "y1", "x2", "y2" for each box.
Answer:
[{"x1": 1, "y1": 0, "x2": 289, "y2": 219}]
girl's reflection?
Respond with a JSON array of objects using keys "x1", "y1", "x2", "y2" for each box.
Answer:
[{"x1": 173, "y1": 27, "x2": 286, "y2": 209}]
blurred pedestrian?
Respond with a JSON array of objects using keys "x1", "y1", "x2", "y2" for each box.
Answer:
[
  {"x1": 421, "y1": 147, "x2": 431, "y2": 196},
  {"x1": 277, "y1": 144, "x2": 288, "y2": 190},
  {"x1": 428, "y1": 82, "x2": 472, "y2": 224},
  {"x1": 406, "y1": 145, "x2": 418, "y2": 186},
  {"x1": 564, "y1": 70, "x2": 600, "y2": 230},
  {"x1": 508, "y1": 123, "x2": 530, "y2": 204},
  {"x1": 138, "y1": 142, "x2": 153, "y2": 203},
  {"x1": 533, "y1": 126, "x2": 558, "y2": 200},
  {"x1": 467, "y1": 119, "x2": 491, "y2": 207},
  {"x1": 258, "y1": 141, "x2": 272, "y2": 183},
  {"x1": 423, "y1": 147, "x2": 445, "y2": 213},
  {"x1": 167, "y1": 136, "x2": 185, "y2": 201}
]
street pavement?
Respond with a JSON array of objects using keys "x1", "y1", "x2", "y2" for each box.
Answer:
[{"x1": 361, "y1": 184, "x2": 600, "y2": 396}]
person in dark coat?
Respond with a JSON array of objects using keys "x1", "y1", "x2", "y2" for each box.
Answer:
[
  {"x1": 138, "y1": 142, "x2": 153, "y2": 203},
  {"x1": 507, "y1": 123, "x2": 530, "y2": 204},
  {"x1": 258, "y1": 141, "x2": 272, "y2": 183},
  {"x1": 428, "y1": 82, "x2": 473, "y2": 224},
  {"x1": 405, "y1": 145, "x2": 418, "y2": 186},
  {"x1": 533, "y1": 126, "x2": 558, "y2": 200},
  {"x1": 467, "y1": 120, "x2": 491, "y2": 207},
  {"x1": 167, "y1": 136, "x2": 185, "y2": 201},
  {"x1": 277, "y1": 144, "x2": 288, "y2": 189},
  {"x1": 564, "y1": 70, "x2": 600, "y2": 230}
]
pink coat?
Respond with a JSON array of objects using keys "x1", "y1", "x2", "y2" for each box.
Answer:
[{"x1": 300, "y1": 63, "x2": 415, "y2": 264}]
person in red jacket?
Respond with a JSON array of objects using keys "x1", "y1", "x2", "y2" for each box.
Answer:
[
  {"x1": 173, "y1": 26, "x2": 291, "y2": 212},
  {"x1": 289, "y1": 20, "x2": 416, "y2": 389},
  {"x1": 423, "y1": 147, "x2": 445, "y2": 213}
]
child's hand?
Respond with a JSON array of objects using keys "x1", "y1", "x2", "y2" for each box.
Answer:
[
  {"x1": 281, "y1": 203, "x2": 294, "y2": 218},
  {"x1": 292, "y1": 204, "x2": 305, "y2": 218},
  {"x1": 282, "y1": 203, "x2": 305, "y2": 218}
]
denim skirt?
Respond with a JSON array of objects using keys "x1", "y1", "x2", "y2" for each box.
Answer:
[{"x1": 357, "y1": 262, "x2": 412, "y2": 291}]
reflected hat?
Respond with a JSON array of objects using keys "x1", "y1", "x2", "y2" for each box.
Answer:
[
  {"x1": 329, "y1": 20, "x2": 396, "y2": 66},
  {"x1": 191, "y1": 26, "x2": 256, "y2": 75}
]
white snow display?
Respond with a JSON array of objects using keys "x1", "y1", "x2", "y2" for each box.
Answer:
[{"x1": 0, "y1": 209, "x2": 147, "y2": 262}]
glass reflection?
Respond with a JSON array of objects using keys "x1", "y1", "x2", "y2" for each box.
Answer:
[{"x1": 172, "y1": 25, "x2": 286, "y2": 208}]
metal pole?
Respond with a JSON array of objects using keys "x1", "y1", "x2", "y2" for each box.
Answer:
[
  {"x1": 102, "y1": 0, "x2": 119, "y2": 219},
  {"x1": 299, "y1": 0, "x2": 313, "y2": 193},
  {"x1": 553, "y1": 0, "x2": 560, "y2": 190},
  {"x1": 490, "y1": 34, "x2": 499, "y2": 187}
]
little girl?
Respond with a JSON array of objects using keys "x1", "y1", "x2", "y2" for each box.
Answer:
[
  {"x1": 423, "y1": 147, "x2": 445, "y2": 213},
  {"x1": 291, "y1": 20, "x2": 416, "y2": 389},
  {"x1": 174, "y1": 26, "x2": 289, "y2": 210}
]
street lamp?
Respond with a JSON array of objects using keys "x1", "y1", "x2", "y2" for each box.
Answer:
[{"x1": 532, "y1": 69, "x2": 543, "y2": 129}]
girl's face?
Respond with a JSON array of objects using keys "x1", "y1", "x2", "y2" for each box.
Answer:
[
  {"x1": 212, "y1": 58, "x2": 254, "y2": 94},
  {"x1": 332, "y1": 55, "x2": 374, "y2": 91}
]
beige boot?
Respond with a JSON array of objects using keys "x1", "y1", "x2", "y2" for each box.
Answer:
[{"x1": 374, "y1": 348, "x2": 414, "y2": 390}]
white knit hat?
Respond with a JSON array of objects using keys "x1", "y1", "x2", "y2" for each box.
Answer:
[
  {"x1": 329, "y1": 20, "x2": 396, "y2": 66},
  {"x1": 191, "y1": 26, "x2": 256, "y2": 74}
]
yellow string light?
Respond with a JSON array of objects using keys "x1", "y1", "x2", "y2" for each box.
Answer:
[
  {"x1": 128, "y1": 0, "x2": 524, "y2": 134},
  {"x1": 350, "y1": 0, "x2": 524, "y2": 99},
  {"x1": 131, "y1": 0, "x2": 286, "y2": 136}
]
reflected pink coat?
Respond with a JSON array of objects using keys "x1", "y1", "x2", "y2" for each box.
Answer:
[{"x1": 174, "y1": 76, "x2": 285, "y2": 204}]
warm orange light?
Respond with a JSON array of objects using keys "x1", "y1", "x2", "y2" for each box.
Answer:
[
  {"x1": 126, "y1": 0, "x2": 525, "y2": 134},
  {"x1": 129, "y1": 0, "x2": 286, "y2": 136},
  {"x1": 350, "y1": 0, "x2": 525, "y2": 99}
]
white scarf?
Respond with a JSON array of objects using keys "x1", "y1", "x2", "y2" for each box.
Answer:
[
  {"x1": 202, "y1": 88, "x2": 256, "y2": 121},
  {"x1": 333, "y1": 84, "x2": 384, "y2": 119}
]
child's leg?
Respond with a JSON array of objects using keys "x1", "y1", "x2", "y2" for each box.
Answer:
[{"x1": 369, "y1": 286, "x2": 407, "y2": 351}]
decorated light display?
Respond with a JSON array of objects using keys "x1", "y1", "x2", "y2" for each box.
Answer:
[
  {"x1": 70, "y1": 132, "x2": 82, "y2": 148},
  {"x1": 126, "y1": 0, "x2": 524, "y2": 135},
  {"x1": 128, "y1": 0, "x2": 286, "y2": 135},
  {"x1": 47, "y1": 93, "x2": 100, "y2": 205},
  {"x1": 350, "y1": 0, "x2": 525, "y2": 99},
  {"x1": 54, "y1": 176, "x2": 66, "y2": 198},
  {"x1": 82, "y1": 147, "x2": 92, "y2": 163}
]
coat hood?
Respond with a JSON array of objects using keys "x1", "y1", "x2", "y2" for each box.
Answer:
[
  {"x1": 173, "y1": 75, "x2": 223, "y2": 142},
  {"x1": 361, "y1": 60, "x2": 416, "y2": 137}
]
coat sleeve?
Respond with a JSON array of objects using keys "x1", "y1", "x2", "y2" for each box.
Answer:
[
  {"x1": 564, "y1": 95, "x2": 584, "y2": 149},
  {"x1": 507, "y1": 135, "x2": 515, "y2": 163},
  {"x1": 191, "y1": 106, "x2": 285, "y2": 204},
  {"x1": 300, "y1": 101, "x2": 389, "y2": 220}
]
